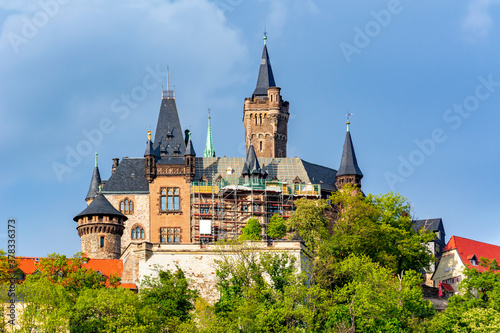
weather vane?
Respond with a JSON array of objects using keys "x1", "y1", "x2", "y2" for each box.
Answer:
[{"x1": 346, "y1": 113, "x2": 353, "y2": 122}]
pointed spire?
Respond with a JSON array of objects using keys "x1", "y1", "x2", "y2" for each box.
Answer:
[
  {"x1": 203, "y1": 109, "x2": 216, "y2": 158},
  {"x1": 185, "y1": 135, "x2": 196, "y2": 156},
  {"x1": 252, "y1": 33, "x2": 276, "y2": 98},
  {"x1": 86, "y1": 153, "x2": 102, "y2": 200},
  {"x1": 241, "y1": 144, "x2": 267, "y2": 177},
  {"x1": 336, "y1": 120, "x2": 363, "y2": 178},
  {"x1": 144, "y1": 130, "x2": 154, "y2": 156}
]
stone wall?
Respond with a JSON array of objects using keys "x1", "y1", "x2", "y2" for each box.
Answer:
[
  {"x1": 121, "y1": 241, "x2": 310, "y2": 304},
  {"x1": 105, "y1": 194, "x2": 150, "y2": 252},
  {"x1": 81, "y1": 232, "x2": 122, "y2": 259}
]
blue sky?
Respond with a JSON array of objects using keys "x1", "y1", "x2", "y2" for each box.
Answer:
[{"x1": 1, "y1": 0, "x2": 500, "y2": 256}]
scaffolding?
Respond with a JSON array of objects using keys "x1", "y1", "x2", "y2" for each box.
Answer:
[{"x1": 190, "y1": 178, "x2": 321, "y2": 243}]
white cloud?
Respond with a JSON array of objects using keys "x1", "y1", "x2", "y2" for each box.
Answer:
[{"x1": 462, "y1": 0, "x2": 499, "y2": 39}]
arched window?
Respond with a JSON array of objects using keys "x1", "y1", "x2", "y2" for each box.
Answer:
[
  {"x1": 120, "y1": 198, "x2": 134, "y2": 215},
  {"x1": 131, "y1": 225, "x2": 145, "y2": 240},
  {"x1": 131, "y1": 229, "x2": 136, "y2": 239},
  {"x1": 140, "y1": 229, "x2": 144, "y2": 239}
]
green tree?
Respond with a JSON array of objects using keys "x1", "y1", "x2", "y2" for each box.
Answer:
[
  {"x1": 286, "y1": 197, "x2": 330, "y2": 254},
  {"x1": 431, "y1": 258, "x2": 500, "y2": 332},
  {"x1": 267, "y1": 214, "x2": 287, "y2": 239},
  {"x1": 140, "y1": 267, "x2": 198, "y2": 330},
  {"x1": 324, "y1": 255, "x2": 434, "y2": 332},
  {"x1": 70, "y1": 288, "x2": 156, "y2": 333},
  {"x1": 239, "y1": 217, "x2": 262, "y2": 241}
]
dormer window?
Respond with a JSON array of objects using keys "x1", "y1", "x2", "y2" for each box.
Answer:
[{"x1": 468, "y1": 255, "x2": 478, "y2": 266}]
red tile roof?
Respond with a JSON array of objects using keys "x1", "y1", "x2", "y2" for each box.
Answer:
[
  {"x1": 16, "y1": 257, "x2": 136, "y2": 289},
  {"x1": 443, "y1": 236, "x2": 500, "y2": 272}
]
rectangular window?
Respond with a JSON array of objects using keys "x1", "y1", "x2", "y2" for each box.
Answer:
[
  {"x1": 160, "y1": 227, "x2": 181, "y2": 243},
  {"x1": 100, "y1": 236, "x2": 104, "y2": 248},
  {"x1": 160, "y1": 187, "x2": 180, "y2": 212}
]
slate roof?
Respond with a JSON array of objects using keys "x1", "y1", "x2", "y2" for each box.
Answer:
[
  {"x1": 241, "y1": 144, "x2": 266, "y2": 176},
  {"x1": 101, "y1": 158, "x2": 149, "y2": 193},
  {"x1": 443, "y1": 236, "x2": 500, "y2": 272},
  {"x1": 412, "y1": 218, "x2": 443, "y2": 233},
  {"x1": 337, "y1": 130, "x2": 363, "y2": 177},
  {"x1": 152, "y1": 98, "x2": 186, "y2": 158},
  {"x1": 144, "y1": 138, "x2": 154, "y2": 156},
  {"x1": 195, "y1": 157, "x2": 337, "y2": 191},
  {"x1": 253, "y1": 44, "x2": 276, "y2": 97},
  {"x1": 185, "y1": 138, "x2": 196, "y2": 156},
  {"x1": 73, "y1": 192, "x2": 127, "y2": 221},
  {"x1": 86, "y1": 165, "x2": 102, "y2": 200}
]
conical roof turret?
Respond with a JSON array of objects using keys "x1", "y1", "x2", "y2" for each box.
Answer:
[
  {"x1": 337, "y1": 121, "x2": 363, "y2": 177},
  {"x1": 86, "y1": 153, "x2": 102, "y2": 200},
  {"x1": 252, "y1": 33, "x2": 276, "y2": 98},
  {"x1": 74, "y1": 192, "x2": 127, "y2": 222}
]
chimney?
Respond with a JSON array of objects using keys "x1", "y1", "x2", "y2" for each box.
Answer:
[{"x1": 112, "y1": 158, "x2": 120, "y2": 174}]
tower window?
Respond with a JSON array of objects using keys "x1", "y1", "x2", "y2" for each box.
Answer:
[
  {"x1": 260, "y1": 141, "x2": 263, "y2": 152},
  {"x1": 160, "y1": 227, "x2": 181, "y2": 243},
  {"x1": 160, "y1": 187, "x2": 180, "y2": 212},
  {"x1": 100, "y1": 236, "x2": 104, "y2": 248}
]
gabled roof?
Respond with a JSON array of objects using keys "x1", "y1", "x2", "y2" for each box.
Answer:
[
  {"x1": 16, "y1": 257, "x2": 136, "y2": 289},
  {"x1": 153, "y1": 98, "x2": 186, "y2": 158},
  {"x1": 241, "y1": 144, "x2": 266, "y2": 177},
  {"x1": 443, "y1": 236, "x2": 500, "y2": 272},
  {"x1": 102, "y1": 158, "x2": 149, "y2": 193},
  {"x1": 86, "y1": 165, "x2": 102, "y2": 200},
  {"x1": 73, "y1": 192, "x2": 127, "y2": 222},
  {"x1": 253, "y1": 44, "x2": 276, "y2": 97},
  {"x1": 336, "y1": 128, "x2": 363, "y2": 177}
]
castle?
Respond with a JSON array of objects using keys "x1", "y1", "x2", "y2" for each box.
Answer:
[{"x1": 73, "y1": 36, "x2": 365, "y2": 298}]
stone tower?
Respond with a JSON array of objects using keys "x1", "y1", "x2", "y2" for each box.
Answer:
[
  {"x1": 335, "y1": 120, "x2": 363, "y2": 190},
  {"x1": 74, "y1": 192, "x2": 127, "y2": 259},
  {"x1": 243, "y1": 35, "x2": 289, "y2": 158}
]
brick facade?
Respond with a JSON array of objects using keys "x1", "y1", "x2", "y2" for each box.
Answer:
[{"x1": 244, "y1": 87, "x2": 289, "y2": 158}]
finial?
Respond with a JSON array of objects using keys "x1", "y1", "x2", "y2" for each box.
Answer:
[
  {"x1": 346, "y1": 113, "x2": 353, "y2": 132},
  {"x1": 263, "y1": 28, "x2": 267, "y2": 45},
  {"x1": 147, "y1": 130, "x2": 152, "y2": 141},
  {"x1": 208, "y1": 108, "x2": 211, "y2": 119},
  {"x1": 98, "y1": 184, "x2": 102, "y2": 192},
  {"x1": 95, "y1": 152, "x2": 98, "y2": 167}
]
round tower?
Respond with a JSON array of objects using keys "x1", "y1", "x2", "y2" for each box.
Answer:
[{"x1": 73, "y1": 192, "x2": 127, "y2": 259}]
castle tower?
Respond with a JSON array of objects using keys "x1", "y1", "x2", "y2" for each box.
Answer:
[
  {"x1": 203, "y1": 110, "x2": 216, "y2": 158},
  {"x1": 144, "y1": 77, "x2": 193, "y2": 244},
  {"x1": 335, "y1": 120, "x2": 363, "y2": 189},
  {"x1": 243, "y1": 34, "x2": 289, "y2": 158},
  {"x1": 85, "y1": 153, "x2": 102, "y2": 205},
  {"x1": 74, "y1": 192, "x2": 127, "y2": 259}
]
